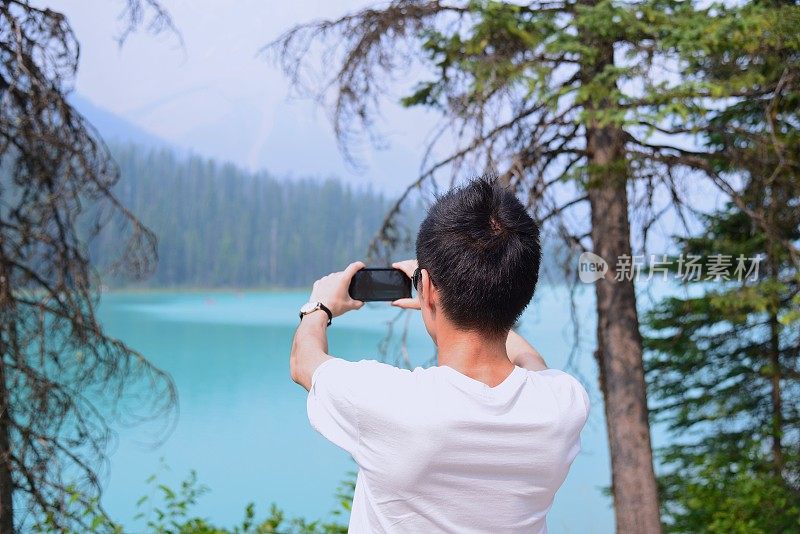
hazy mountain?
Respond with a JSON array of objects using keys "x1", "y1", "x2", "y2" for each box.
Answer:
[{"x1": 70, "y1": 94, "x2": 170, "y2": 149}]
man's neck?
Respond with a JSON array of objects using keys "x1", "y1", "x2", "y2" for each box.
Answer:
[{"x1": 436, "y1": 326, "x2": 515, "y2": 387}]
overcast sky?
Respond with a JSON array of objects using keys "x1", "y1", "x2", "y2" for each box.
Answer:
[
  {"x1": 48, "y1": 0, "x2": 723, "y2": 250},
  {"x1": 49, "y1": 0, "x2": 439, "y2": 194}
]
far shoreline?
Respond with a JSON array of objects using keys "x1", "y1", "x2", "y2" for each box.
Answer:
[
  {"x1": 101, "y1": 280, "x2": 579, "y2": 296},
  {"x1": 101, "y1": 285, "x2": 308, "y2": 295}
]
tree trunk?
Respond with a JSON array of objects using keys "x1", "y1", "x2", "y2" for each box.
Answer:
[
  {"x1": 0, "y1": 359, "x2": 13, "y2": 534},
  {"x1": 766, "y1": 247, "x2": 784, "y2": 475},
  {"x1": 768, "y1": 312, "x2": 784, "y2": 474},
  {"x1": 587, "y1": 124, "x2": 662, "y2": 534},
  {"x1": 0, "y1": 252, "x2": 14, "y2": 532},
  {"x1": 578, "y1": 5, "x2": 663, "y2": 527}
]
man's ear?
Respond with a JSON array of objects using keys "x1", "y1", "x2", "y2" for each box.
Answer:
[{"x1": 421, "y1": 269, "x2": 437, "y2": 312}]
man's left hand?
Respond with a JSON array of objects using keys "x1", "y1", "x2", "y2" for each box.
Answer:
[{"x1": 309, "y1": 261, "x2": 366, "y2": 317}]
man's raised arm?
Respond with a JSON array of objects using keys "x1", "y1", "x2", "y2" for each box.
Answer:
[
  {"x1": 290, "y1": 311, "x2": 332, "y2": 391},
  {"x1": 506, "y1": 329, "x2": 548, "y2": 371},
  {"x1": 290, "y1": 261, "x2": 365, "y2": 390}
]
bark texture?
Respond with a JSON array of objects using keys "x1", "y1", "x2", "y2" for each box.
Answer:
[{"x1": 587, "y1": 124, "x2": 662, "y2": 534}]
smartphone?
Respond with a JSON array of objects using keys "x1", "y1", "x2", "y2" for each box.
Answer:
[{"x1": 348, "y1": 268, "x2": 412, "y2": 302}]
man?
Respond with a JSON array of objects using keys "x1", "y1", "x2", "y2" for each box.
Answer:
[{"x1": 290, "y1": 177, "x2": 589, "y2": 533}]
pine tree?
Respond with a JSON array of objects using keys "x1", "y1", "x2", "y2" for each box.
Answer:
[
  {"x1": 644, "y1": 175, "x2": 800, "y2": 532},
  {"x1": 643, "y1": 5, "x2": 800, "y2": 523}
]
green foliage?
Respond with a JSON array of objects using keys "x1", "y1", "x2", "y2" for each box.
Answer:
[
  {"x1": 644, "y1": 180, "x2": 800, "y2": 531},
  {"x1": 395, "y1": 0, "x2": 800, "y2": 148},
  {"x1": 640, "y1": 0, "x2": 800, "y2": 525},
  {"x1": 33, "y1": 469, "x2": 351, "y2": 534},
  {"x1": 658, "y1": 444, "x2": 800, "y2": 533},
  {"x1": 31, "y1": 486, "x2": 123, "y2": 534}
]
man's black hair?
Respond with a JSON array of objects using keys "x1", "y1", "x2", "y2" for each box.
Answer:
[{"x1": 415, "y1": 175, "x2": 541, "y2": 337}]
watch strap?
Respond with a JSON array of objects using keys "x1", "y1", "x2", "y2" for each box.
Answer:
[
  {"x1": 318, "y1": 302, "x2": 333, "y2": 326},
  {"x1": 299, "y1": 302, "x2": 333, "y2": 326}
]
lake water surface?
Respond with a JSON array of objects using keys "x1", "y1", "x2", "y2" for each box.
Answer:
[{"x1": 98, "y1": 286, "x2": 616, "y2": 533}]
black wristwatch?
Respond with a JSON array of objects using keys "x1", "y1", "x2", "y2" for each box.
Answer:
[{"x1": 299, "y1": 301, "x2": 333, "y2": 326}]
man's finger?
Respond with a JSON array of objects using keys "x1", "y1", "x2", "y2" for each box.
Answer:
[
  {"x1": 345, "y1": 261, "x2": 366, "y2": 277},
  {"x1": 392, "y1": 261, "x2": 415, "y2": 278},
  {"x1": 391, "y1": 298, "x2": 421, "y2": 310}
]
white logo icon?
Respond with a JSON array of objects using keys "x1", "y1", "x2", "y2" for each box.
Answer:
[{"x1": 578, "y1": 252, "x2": 608, "y2": 283}]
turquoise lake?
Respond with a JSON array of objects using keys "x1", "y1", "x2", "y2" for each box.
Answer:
[{"x1": 98, "y1": 286, "x2": 619, "y2": 533}]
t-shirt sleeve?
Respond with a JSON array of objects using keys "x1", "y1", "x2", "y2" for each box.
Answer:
[
  {"x1": 573, "y1": 376, "x2": 590, "y2": 421},
  {"x1": 535, "y1": 369, "x2": 590, "y2": 467},
  {"x1": 562, "y1": 371, "x2": 590, "y2": 421},
  {"x1": 538, "y1": 369, "x2": 591, "y2": 425},
  {"x1": 307, "y1": 358, "x2": 412, "y2": 459},
  {"x1": 306, "y1": 358, "x2": 364, "y2": 457}
]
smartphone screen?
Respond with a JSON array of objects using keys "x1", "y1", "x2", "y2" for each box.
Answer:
[{"x1": 348, "y1": 268, "x2": 412, "y2": 302}]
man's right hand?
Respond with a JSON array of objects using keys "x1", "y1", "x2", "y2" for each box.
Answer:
[{"x1": 391, "y1": 259, "x2": 421, "y2": 310}]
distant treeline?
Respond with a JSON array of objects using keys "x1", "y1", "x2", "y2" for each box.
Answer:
[
  {"x1": 89, "y1": 144, "x2": 568, "y2": 289},
  {"x1": 92, "y1": 144, "x2": 418, "y2": 288}
]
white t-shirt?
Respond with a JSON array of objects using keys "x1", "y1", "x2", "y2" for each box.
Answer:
[{"x1": 307, "y1": 358, "x2": 589, "y2": 533}]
